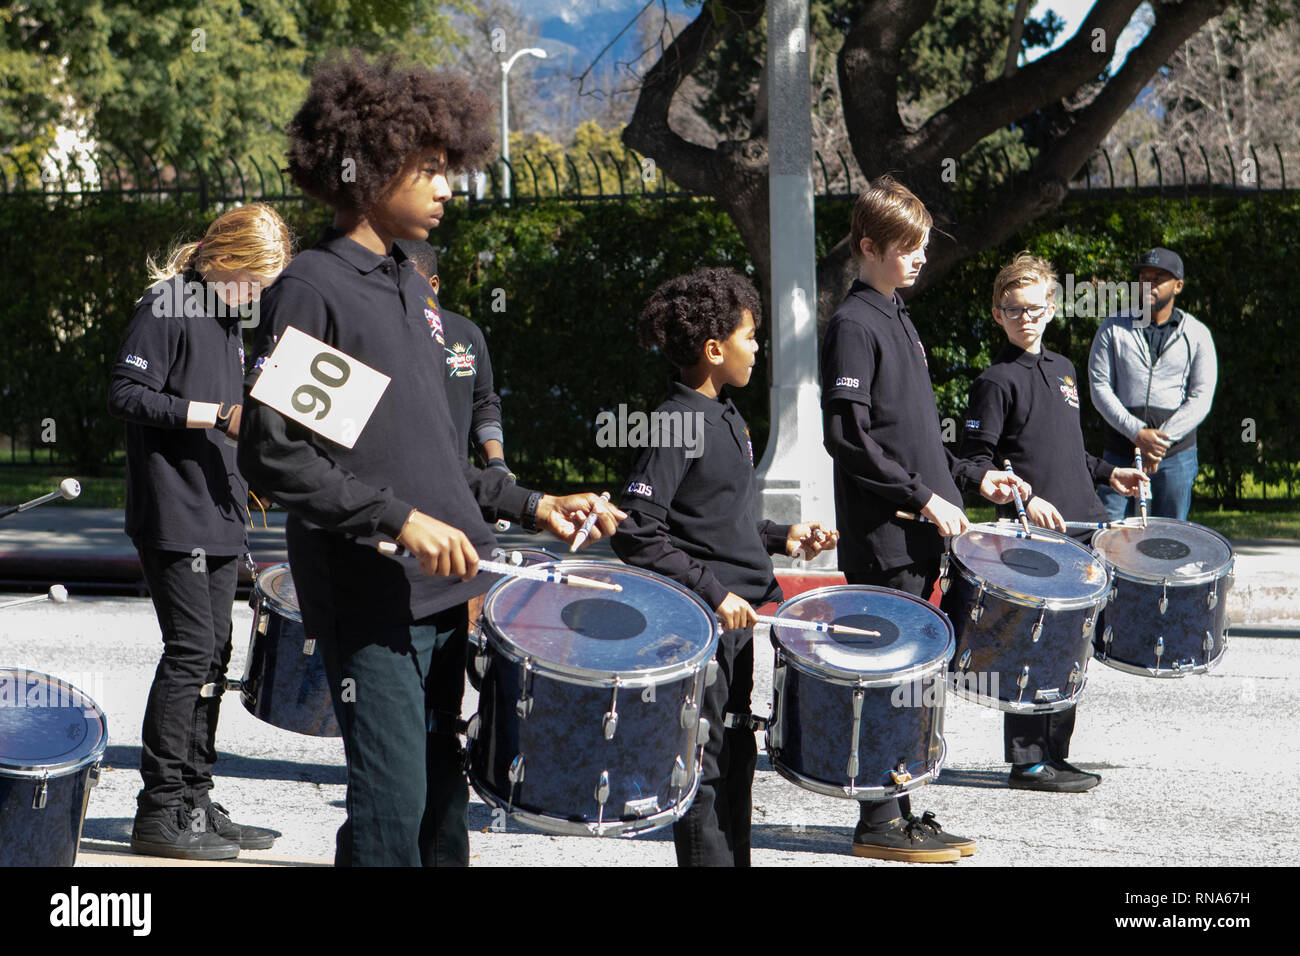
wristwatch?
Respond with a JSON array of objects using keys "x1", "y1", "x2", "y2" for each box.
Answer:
[
  {"x1": 215, "y1": 404, "x2": 235, "y2": 434},
  {"x1": 520, "y1": 491, "x2": 544, "y2": 534}
]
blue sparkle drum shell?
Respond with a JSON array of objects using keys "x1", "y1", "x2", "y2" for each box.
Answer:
[
  {"x1": 0, "y1": 669, "x2": 107, "y2": 866},
  {"x1": 468, "y1": 562, "x2": 720, "y2": 837},
  {"x1": 939, "y1": 525, "x2": 1110, "y2": 713},
  {"x1": 240, "y1": 563, "x2": 341, "y2": 737},
  {"x1": 1091, "y1": 518, "x2": 1233, "y2": 677},
  {"x1": 766, "y1": 586, "x2": 954, "y2": 800}
]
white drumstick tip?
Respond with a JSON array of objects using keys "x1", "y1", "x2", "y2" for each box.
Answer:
[
  {"x1": 49, "y1": 584, "x2": 69, "y2": 603},
  {"x1": 60, "y1": 478, "x2": 81, "y2": 500}
]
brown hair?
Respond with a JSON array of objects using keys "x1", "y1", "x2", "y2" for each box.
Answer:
[
  {"x1": 991, "y1": 251, "x2": 1058, "y2": 312},
  {"x1": 145, "y1": 203, "x2": 292, "y2": 289},
  {"x1": 849, "y1": 175, "x2": 932, "y2": 258}
]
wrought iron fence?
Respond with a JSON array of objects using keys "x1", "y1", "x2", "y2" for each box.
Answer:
[{"x1": 2, "y1": 142, "x2": 1294, "y2": 207}]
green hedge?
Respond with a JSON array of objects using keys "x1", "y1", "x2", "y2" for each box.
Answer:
[{"x1": 2, "y1": 192, "x2": 1295, "y2": 500}]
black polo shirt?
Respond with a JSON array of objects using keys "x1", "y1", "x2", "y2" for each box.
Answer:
[
  {"x1": 820, "y1": 280, "x2": 982, "y2": 572},
  {"x1": 611, "y1": 381, "x2": 790, "y2": 610},
  {"x1": 436, "y1": 306, "x2": 503, "y2": 456},
  {"x1": 238, "y1": 229, "x2": 532, "y2": 624},
  {"x1": 108, "y1": 270, "x2": 248, "y2": 554},
  {"x1": 961, "y1": 344, "x2": 1114, "y2": 528}
]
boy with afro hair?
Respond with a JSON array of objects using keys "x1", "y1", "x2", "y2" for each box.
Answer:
[
  {"x1": 239, "y1": 52, "x2": 623, "y2": 867},
  {"x1": 613, "y1": 267, "x2": 838, "y2": 866}
]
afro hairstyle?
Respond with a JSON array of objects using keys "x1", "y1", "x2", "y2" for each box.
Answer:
[
  {"x1": 286, "y1": 50, "x2": 495, "y2": 212},
  {"x1": 638, "y1": 267, "x2": 762, "y2": 370}
]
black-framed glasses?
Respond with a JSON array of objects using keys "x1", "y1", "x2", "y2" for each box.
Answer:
[{"x1": 998, "y1": 304, "x2": 1050, "y2": 321}]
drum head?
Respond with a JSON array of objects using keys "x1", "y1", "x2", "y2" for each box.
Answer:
[
  {"x1": 952, "y1": 524, "x2": 1108, "y2": 607},
  {"x1": 255, "y1": 563, "x2": 302, "y2": 622},
  {"x1": 1092, "y1": 518, "x2": 1232, "y2": 584},
  {"x1": 772, "y1": 586, "x2": 953, "y2": 680},
  {"x1": 501, "y1": 548, "x2": 559, "y2": 567},
  {"x1": 0, "y1": 669, "x2": 107, "y2": 775},
  {"x1": 481, "y1": 562, "x2": 718, "y2": 683}
]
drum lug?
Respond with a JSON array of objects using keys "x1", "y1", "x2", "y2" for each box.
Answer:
[
  {"x1": 938, "y1": 554, "x2": 951, "y2": 594},
  {"x1": 679, "y1": 697, "x2": 699, "y2": 731},
  {"x1": 670, "y1": 755, "x2": 689, "y2": 789},
  {"x1": 846, "y1": 688, "x2": 865, "y2": 783},
  {"x1": 473, "y1": 646, "x2": 491, "y2": 680},
  {"x1": 1206, "y1": 587, "x2": 1218, "y2": 610},
  {"x1": 594, "y1": 770, "x2": 611, "y2": 820},
  {"x1": 704, "y1": 659, "x2": 720, "y2": 688},
  {"x1": 1068, "y1": 661, "x2": 1082, "y2": 690},
  {"x1": 302, "y1": 638, "x2": 316, "y2": 656},
  {"x1": 516, "y1": 659, "x2": 534, "y2": 719},
  {"x1": 1154, "y1": 636, "x2": 1165, "y2": 668},
  {"x1": 33, "y1": 772, "x2": 49, "y2": 810},
  {"x1": 506, "y1": 753, "x2": 525, "y2": 812},
  {"x1": 957, "y1": 648, "x2": 972, "y2": 672},
  {"x1": 1159, "y1": 580, "x2": 1169, "y2": 616},
  {"x1": 603, "y1": 681, "x2": 621, "y2": 740},
  {"x1": 1203, "y1": 631, "x2": 1214, "y2": 655},
  {"x1": 1110, "y1": 584, "x2": 1118, "y2": 604},
  {"x1": 465, "y1": 713, "x2": 480, "y2": 744},
  {"x1": 257, "y1": 612, "x2": 270, "y2": 636},
  {"x1": 87, "y1": 762, "x2": 102, "y2": 789},
  {"x1": 1016, "y1": 665, "x2": 1029, "y2": 704},
  {"x1": 970, "y1": 583, "x2": 985, "y2": 623},
  {"x1": 889, "y1": 762, "x2": 912, "y2": 786},
  {"x1": 1030, "y1": 606, "x2": 1046, "y2": 644},
  {"x1": 1102, "y1": 625, "x2": 1113, "y2": 648},
  {"x1": 1082, "y1": 613, "x2": 1096, "y2": 639}
]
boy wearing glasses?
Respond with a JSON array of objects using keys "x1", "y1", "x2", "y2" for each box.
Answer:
[{"x1": 960, "y1": 253, "x2": 1146, "y2": 792}]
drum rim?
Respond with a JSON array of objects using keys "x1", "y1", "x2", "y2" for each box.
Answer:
[
  {"x1": 771, "y1": 584, "x2": 956, "y2": 682},
  {"x1": 479, "y1": 561, "x2": 721, "y2": 687},
  {"x1": 253, "y1": 562, "x2": 303, "y2": 623},
  {"x1": 1094, "y1": 636, "x2": 1228, "y2": 677},
  {"x1": 947, "y1": 523, "x2": 1111, "y2": 610},
  {"x1": 768, "y1": 737, "x2": 947, "y2": 800},
  {"x1": 0, "y1": 668, "x2": 109, "y2": 777},
  {"x1": 1091, "y1": 517, "x2": 1234, "y2": 586},
  {"x1": 946, "y1": 671, "x2": 1087, "y2": 713}
]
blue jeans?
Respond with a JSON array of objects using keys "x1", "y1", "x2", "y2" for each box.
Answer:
[{"x1": 1097, "y1": 446, "x2": 1198, "y2": 521}]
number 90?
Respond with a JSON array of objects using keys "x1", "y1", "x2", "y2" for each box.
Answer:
[{"x1": 292, "y1": 353, "x2": 351, "y2": 420}]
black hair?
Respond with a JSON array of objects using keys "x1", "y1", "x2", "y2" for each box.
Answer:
[
  {"x1": 286, "y1": 51, "x2": 495, "y2": 212},
  {"x1": 637, "y1": 268, "x2": 761, "y2": 369},
  {"x1": 395, "y1": 238, "x2": 438, "y2": 280}
]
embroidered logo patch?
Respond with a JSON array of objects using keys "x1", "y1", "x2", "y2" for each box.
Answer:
[
  {"x1": 834, "y1": 376, "x2": 860, "y2": 389},
  {"x1": 445, "y1": 342, "x2": 476, "y2": 378},
  {"x1": 1058, "y1": 375, "x2": 1080, "y2": 409},
  {"x1": 965, "y1": 419, "x2": 981, "y2": 431},
  {"x1": 424, "y1": 298, "x2": 444, "y2": 344},
  {"x1": 917, "y1": 339, "x2": 928, "y2": 369},
  {"x1": 744, "y1": 425, "x2": 753, "y2": 465},
  {"x1": 627, "y1": 481, "x2": 654, "y2": 499},
  {"x1": 123, "y1": 354, "x2": 148, "y2": 371}
]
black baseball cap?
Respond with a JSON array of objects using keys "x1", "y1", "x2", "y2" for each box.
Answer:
[{"x1": 1134, "y1": 247, "x2": 1184, "y2": 281}]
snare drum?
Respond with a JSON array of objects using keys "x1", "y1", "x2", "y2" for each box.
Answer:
[
  {"x1": 939, "y1": 524, "x2": 1110, "y2": 712},
  {"x1": 467, "y1": 548, "x2": 558, "y2": 691},
  {"x1": 767, "y1": 586, "x2": 954, "y2": 800},
  {"x1": 1091, "y1": 518, "x2": 1233, "y2": 677},
  {"x1": 468, "y1": 562, "x2": 719, "y2": 837},
  {"x1": 238, "y1": 563, "x2": 340, "y2": 737},
  {"x1": 0, "y1": 669, "x2": 107, "y2": 866}
]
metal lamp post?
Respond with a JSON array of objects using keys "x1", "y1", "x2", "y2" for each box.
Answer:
[{"x1": 500, "y1": 46, "x2": 547, "y2": 201}]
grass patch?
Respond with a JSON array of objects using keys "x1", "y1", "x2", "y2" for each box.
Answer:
[{"x1": 0, "y1": 465, "x2": 127, "y2": 509}]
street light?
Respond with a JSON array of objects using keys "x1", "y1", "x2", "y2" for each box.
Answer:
[{"x1": 500, "y1": 46, "x2": 547, "y2": 201}]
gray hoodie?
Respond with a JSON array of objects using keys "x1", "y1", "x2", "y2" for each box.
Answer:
[{"x1": 1087, "y1": 307, "x2": 1218, "y2": 457}]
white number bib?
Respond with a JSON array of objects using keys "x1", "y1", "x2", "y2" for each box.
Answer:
[{"x1": 250, "y1": 326, "x2": 390, "y2": 449}]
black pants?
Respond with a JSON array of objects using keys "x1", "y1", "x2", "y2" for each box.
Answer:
[
  {"x1": 846, "y1": 561, "x2": 939, "y2": 828},
  {"x1": 313, "y1": 604, "x2": 470, "y2": 867},
  {"x1": 137, "y1": 547, "x2": 237, "y2": 813},
  {"x1": 1004, "y1": 707, "x2": 1077, "y2": 764},
  {"x1": 673, "y1": 627, "x2": 757, "y2": 867}
]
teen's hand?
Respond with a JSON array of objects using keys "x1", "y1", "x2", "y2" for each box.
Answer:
[
  {"x1": 396, "y1": 511, "x2": 479, "y2": 579},
  {"x1": 1136, "y1": 428, "x2": 1171, "y2": 463},
  {"x1": 538, "y1": 493, "x2": 627, "y2": 546},
  {"x1": 1109, "y1": 467, "x2": 1150, "y2": 497},
  {"x1": 920, "y1": 494, "x2": 969, "y2": 537},
  {"x1": 787, "y1": 522, "x2": 839, "y2": 559},
  {"x1": 1025, "y1": 496, "x2": 1066, "y2": 532},
  {"x1": 979, "y1": 470, "x2": 1032, "y2": 505},
  {"x1": 716, "y1": 592, "x2": 758, "y2": 631}
]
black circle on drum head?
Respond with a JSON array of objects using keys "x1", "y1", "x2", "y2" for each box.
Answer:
[
  {"x1": 560, "y1": 598, "x2": 647, "y2": 642},
  {"x1": 1136, "y1": 537, "x2": 1192, "y2": 561},
  {"x1": 828, "y1": 614, "x2": 898, "y2": 651},
  {"x1": 1000, "y1": 547, "x2": 1059, "y2": 578}
]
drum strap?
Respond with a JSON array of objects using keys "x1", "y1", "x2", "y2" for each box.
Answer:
[
  {"x1": 426, "y1": 709, "x2": 469, "y2": 737},
  {"x1": 723, "y1": 711, "x2": 769, "y2": 732}
]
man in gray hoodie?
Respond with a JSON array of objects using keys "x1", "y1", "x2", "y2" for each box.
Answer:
[{"x1": 1088, "y1": 248, "x2": 1217, "y2": 520}]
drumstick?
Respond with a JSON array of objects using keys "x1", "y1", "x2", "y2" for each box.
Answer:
[
  {"x1": 376, "y1": 542, "x2": 622, "y2": 592},
  {"x1": 757, "y1": 614, "x2": 880, "y2": 638},
  {"x1": 1001, "y1": 460, "x2": 1032, "y2": 536},
  {"x1": 895, "y1": 509, "x2": 933, "y2": 524},
  {"x1": 0, "y1": 584, "x2": 69, "y2": 610},
  {"x1": 0, "y1": 478, "x2": 81, "y2": 520},
  {"x1": 569, "y1": 491, "x2": 610, "y2": 552},
  {"x1": 1134, "y1": 446, "x2": 1148, "y2": 528},
  {"x1": 997, "y1": 518, "x2": 1120, "y2": 531}
]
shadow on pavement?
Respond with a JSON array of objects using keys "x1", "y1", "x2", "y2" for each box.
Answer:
[{"x1": 102, "y1": 745, "x2": 346, "y2": 786}]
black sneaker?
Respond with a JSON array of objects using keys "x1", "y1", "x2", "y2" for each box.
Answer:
[
  {"x1": 909, "y1": 810, "x2": 977, "y2": 856},
  {"x1": 193, "y1": 800, "x2": 279, "y2": 850},
  {"x1": 851, "y1": 816, "x2": 961, "y2": 863},
  {"x1": 131, "y1": 805, "x2": 240, "y2": 861},
  {"x1": 1009, "y1": 759, "x2": 1101, "y2": 793}
]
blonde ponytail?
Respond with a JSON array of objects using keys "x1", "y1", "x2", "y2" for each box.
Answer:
[{"x1": 142, "y1": 203, "x2": 293, "y2": 294}]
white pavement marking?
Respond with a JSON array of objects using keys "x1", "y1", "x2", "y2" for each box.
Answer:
[{"x1": 1, "y1": 595, "x2": 1296, "y2": 867}]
